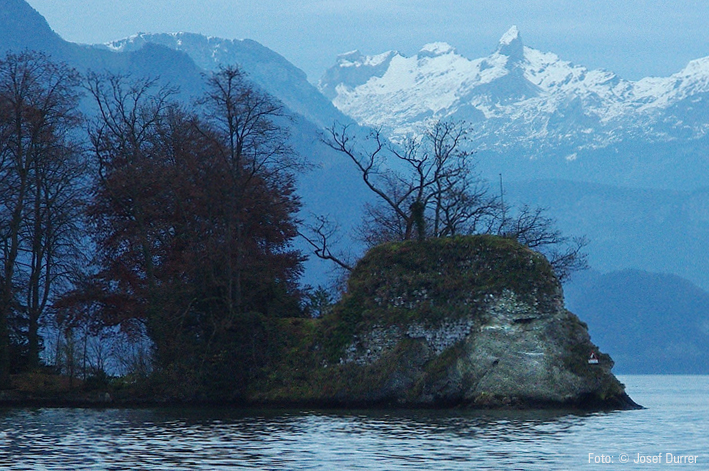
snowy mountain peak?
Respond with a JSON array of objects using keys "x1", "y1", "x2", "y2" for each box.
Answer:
[
  {"x1": 499, "y1": 25, "x2": 521, "y2": 46},
  {"x1": 495, "y1": 25, "x2": 524, "y2": 62},
  {"x1": 335, "y1": 50, "x2": 365, "y2": 66},
  {"x1": 335, "y1": 49, "x2": 399, "y2": 68},
  {"x1": 676, "y1": 56, "x2": 709, "y2": 78},
  {"x1": 418, "y1": 42, "x2": 457, "y2": 59},
  {"x1": 319, "y1": 49, "x2": 399, "y2": 99}
]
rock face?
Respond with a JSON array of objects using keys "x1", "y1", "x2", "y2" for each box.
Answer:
[{"x1": 266, "y1": 235, "x2": 638, "y2": 409}]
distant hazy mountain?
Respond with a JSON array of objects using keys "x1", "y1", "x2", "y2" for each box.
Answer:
[
  {"x1": 505, "y1": 180, "x2": 709, "y2": 292},
  {"x1": 321, "y1": 26, "x2": 709, "y2": 189},
  {"x1": 100, "y1": 32, "x2": 352, "y2": 130},
  {"x1": 565, "y1": 269, "x2": 709, "y2": 374},
  {"x1": 1, "y1": 0, "x2": 352, "y2": 131},
  {"x1": 0, "y1": 0, "x2": 209, "y2": 98},
  {"x1": 0, "y1": 0, "x2": 66, "y2": 54}
]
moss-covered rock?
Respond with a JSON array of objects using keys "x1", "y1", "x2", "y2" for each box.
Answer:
[{"x1": 249, "y1": 235, "x2": 639, "y2": 409}]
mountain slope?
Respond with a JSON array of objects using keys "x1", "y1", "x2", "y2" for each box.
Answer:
[
  {"x1": 321, "y1": 26, "x2": 709, "y2": 189},
  {"x1": 565, "y1": 269, "x2": 709, "y2": 374},
  {"x1": 0, "y1": 0, "x2": 209, "y2": 99},
  {"x1": 101, "y1": 33, "x2": 352, "y2": 129},
  {"x1": 0, "y1": 2, "x2": 353, "y2": 132},
  {"x1": 505, "y1": 179, "x2": 709, "y2": 292},
  {"x1": 0, "y1": 0, "x2": 68, "y2": 55}
]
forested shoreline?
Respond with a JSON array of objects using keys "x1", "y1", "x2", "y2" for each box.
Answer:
[{"x1": 0, "y1": 51, "x2": 308, "y2": 399}]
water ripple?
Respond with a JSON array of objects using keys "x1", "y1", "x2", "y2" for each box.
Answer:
[{"x1": 0, "y1": 376, "x2": 707, "y2": 470}]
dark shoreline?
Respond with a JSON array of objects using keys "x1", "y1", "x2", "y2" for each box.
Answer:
[{"x1": 0, "y1": 390, "x2": 642, "y2": 411}]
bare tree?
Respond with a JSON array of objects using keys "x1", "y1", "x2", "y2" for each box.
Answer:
[
  {"x1": 0, "y1": 51, "x2": 84, "y2": 377},
  {"x1": 22, "y1": 126, "x2": 86, "y2": 369},
  {"x1": 309, "y1": 119, "x2": 588, "y2": 282},
  {"x1": 498, "y1": 204, "x2": 589, "y2": 281},
  {"x1": 322, "y1": 120, "x2": 497, "y2": 246},
  {"x1": 299, "y1": 214, "x2": 354, "y2": 271}
]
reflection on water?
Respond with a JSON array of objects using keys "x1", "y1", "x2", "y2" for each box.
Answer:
[{"x1": 0, "y1": 376, "x2": 707, "y2": 470}]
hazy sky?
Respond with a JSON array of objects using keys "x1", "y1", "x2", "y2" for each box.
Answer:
[{"x1": 26, "y1": 0, "x2": 709, "y2": 83}]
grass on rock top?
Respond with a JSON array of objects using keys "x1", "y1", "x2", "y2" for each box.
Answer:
[{"x1": 322, "y1": 235, "x2": 561, "y2": 359}]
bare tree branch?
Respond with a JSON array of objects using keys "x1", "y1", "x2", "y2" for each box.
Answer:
[{"x1": 298, "y1": 215, "x2": 353, "y2": 272}]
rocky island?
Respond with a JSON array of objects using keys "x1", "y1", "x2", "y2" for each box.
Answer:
[
  {"x1": 254, "y1": 235, "x2": 640, "y2": 410},
  {"x1": 1, "y1": 235, "x2": 639, "y2": 410}
]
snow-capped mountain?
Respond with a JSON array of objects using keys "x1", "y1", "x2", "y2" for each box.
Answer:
[
  {"x1": 101, "y1": 32, "x2": 351, "y2": 129},
  {"x1": 320, "y1": 26, "x2": 709, "y2": 188}
]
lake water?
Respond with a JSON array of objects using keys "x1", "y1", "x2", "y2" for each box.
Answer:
[{"x1": 1, "y1": 375, "x2": 707, "y2": 470}]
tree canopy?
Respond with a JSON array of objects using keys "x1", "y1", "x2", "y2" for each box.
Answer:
[{"x1": 0, "y1": 56, "x2": 306, "y2": 395}]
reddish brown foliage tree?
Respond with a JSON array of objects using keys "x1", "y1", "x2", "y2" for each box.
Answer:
[{"x1": 59, "y1": 69, "x2": 304, "y2": 390}]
